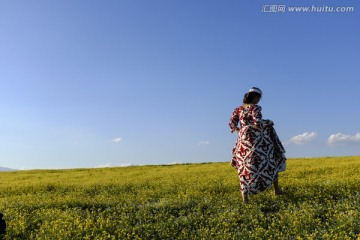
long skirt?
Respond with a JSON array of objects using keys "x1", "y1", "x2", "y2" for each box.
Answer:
[{"x1": 231, "y1": 122, "x2": 286, "y2": 195}]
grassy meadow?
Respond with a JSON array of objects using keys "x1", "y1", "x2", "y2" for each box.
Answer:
[{"x1": 0, "y1": 156, "x2": 359, "y2": 239}]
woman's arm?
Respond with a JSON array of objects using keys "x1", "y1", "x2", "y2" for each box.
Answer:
[
  {"x1": 252, "y1": 105, "x2": 263, "y2": 127},
  {"x1": 252, "y1": 106, "x2": 273, "y2": 129},
  {"x1": 229, "y1": 108, "x2": 240, "y2": 133}
]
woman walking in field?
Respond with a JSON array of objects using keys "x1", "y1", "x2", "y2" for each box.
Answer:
[{"x1": 229, "y1": 87, "x2": 286, "y2": 203}]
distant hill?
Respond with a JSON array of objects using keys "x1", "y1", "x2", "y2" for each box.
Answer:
[{"x1": 0, "y1": 166, "x2": 16, "y2": 172}]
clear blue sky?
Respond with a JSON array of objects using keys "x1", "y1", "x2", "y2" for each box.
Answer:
[{"x1": 1, "y1": 0, "x2": 359, "y2": 169}]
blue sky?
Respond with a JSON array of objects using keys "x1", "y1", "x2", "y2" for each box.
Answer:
[{"x1": 0, "y1": 0, "x2": 359, "y2": 169}]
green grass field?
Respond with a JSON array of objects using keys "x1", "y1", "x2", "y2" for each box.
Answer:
[{"x1": 0, "y1": 156, "x2": 359, "y2": 239}]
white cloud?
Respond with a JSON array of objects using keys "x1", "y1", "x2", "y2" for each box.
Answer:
[
  {"x1": 327, "y1": 133, "x2": 360, "y2": 145},
  {"x1": 96, "y1": 163, "x2": 113, "y2": 168},
  {"x1": 96, "y1": 162, "x2": 131, "y2": 168},
  {"x1": 167, "y1": 162, "x2": 182, "y2": 165},
  {"x1": 288, "y1": 132, "x2": 317, "y2": 145},
  {"x1": 111, "y1": 137, "x2": 122, "y2": 143},
  {"x1": 198, "y1": 140, "x2": 210, "y2": 145}
]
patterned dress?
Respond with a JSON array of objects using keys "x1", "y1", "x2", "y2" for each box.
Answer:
[{"x1": 229, "y1": 104, "x2": 286, "y2": 195}]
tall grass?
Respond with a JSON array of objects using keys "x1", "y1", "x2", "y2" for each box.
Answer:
[{"x1": 0, "y1": 156, "x2": 359, "y2": 239}]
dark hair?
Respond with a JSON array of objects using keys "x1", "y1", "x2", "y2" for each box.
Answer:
[{"x1": 243, "y1": 92, "x2": 261, "y2": 104}]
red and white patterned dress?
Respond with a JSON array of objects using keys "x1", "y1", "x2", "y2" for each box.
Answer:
[{"x1": 229, "y1": 105, "x2": 286, "y2": 195}]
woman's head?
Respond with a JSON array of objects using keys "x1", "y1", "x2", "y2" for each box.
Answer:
[{"x1": 243, "y1": 87, "x2": 262, "y2": 104}]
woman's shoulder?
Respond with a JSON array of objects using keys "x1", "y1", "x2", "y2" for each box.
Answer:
[
  {"x1": 233, "y1": 105, "x2": 245, "y2": 111},
  {"x1": 253, "y1": 104, "x2": 261, "y2": 110},
  {"x1": 247, "y1": 104, "x2": 261, "y2": 113},
  {"x1": 243, "y1": 104, "x2": 261, "y2": 110},
  {"x1": 231, "y1": 106, "x2": 242, "y2": 116},
  {"x1": 234, "y1": 104, "x2": 261, "y2": 115}
]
